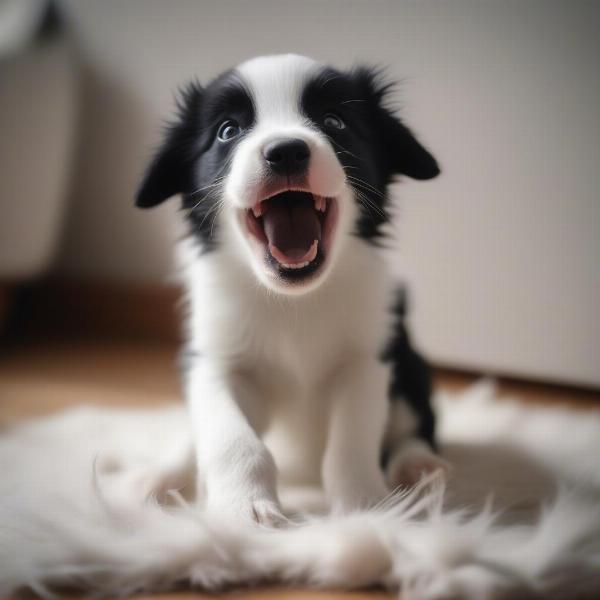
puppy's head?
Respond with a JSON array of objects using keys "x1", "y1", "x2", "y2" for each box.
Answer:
[{"x1": 137, "y1": 54, "x2": 439, "y2": 295}]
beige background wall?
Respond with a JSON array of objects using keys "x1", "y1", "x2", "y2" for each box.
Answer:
[{"x1": 55, "y1": 0, "x2": 600, "y2": 386}]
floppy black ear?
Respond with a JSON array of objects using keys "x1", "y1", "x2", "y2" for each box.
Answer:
[
  {"x1": 136, "y1": 81, "x2": 204, "y2": 208},
  {"x1": 353, "y1": 67, "x2": 440, "y2": 181},
  {"x1": 380, "y1": 113, "x2": 441, "y2": 180}
]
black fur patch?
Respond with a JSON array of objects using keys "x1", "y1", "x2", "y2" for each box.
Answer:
[
  {"x1": 382, "y1": 287, "x2": 436, "y2": 453},
  {"x1": 301, "y1": 66, "x2": 440, "y2": 242},
  {"x1": 136, "y1": 70, "x2": 255, "y2": 250}
]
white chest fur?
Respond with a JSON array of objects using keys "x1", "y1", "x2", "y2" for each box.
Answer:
[{"x1": 180, "y1": 236, "x2": 393, "y2": 486}]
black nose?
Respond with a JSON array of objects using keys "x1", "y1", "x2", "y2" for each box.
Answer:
[{"x1": 263, "y1": 138, "x2": 310, "y2": 176}]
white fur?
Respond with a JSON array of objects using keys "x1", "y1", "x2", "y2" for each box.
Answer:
[
  {"x1": 182, "y1": 54, "x2": 396, "y2": 522},
  {"x1": 180, "y1": 231, "x2": 392, "y2": 519},
  {"x1": 1, "y1": 382, "x2": 599, "y2": 598}
]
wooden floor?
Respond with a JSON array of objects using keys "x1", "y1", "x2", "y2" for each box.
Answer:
[{"x1": 1, "y1": 338, "x2": 598, "y2": 599}]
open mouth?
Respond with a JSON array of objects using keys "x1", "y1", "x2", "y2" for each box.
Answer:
[{"x1": 245, "y1": 190, "x2": 338, "y2": 282}]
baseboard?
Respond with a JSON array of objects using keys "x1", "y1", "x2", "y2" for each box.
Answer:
[
  {"x1": 9, "y1": 278, "x2": 599, "y2": 398},
  {"x1": 0, "y1": 284, "x2": 14, "y2": 333},
  {"x1": 13, "y1": 279, "x2": 182, "y2": 342}
]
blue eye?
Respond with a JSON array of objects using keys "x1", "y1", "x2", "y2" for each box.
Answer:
[
  {"x1": 217, "y1": 120, "x2": 241, "y2": 141},
  {"x1": 323, "y1": 113, "x2": 345, "y2": 130}
]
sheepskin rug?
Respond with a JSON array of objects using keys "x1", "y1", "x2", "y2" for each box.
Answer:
[{"x1": 1, "y1": 380, "x2": 599, "y2": 599}]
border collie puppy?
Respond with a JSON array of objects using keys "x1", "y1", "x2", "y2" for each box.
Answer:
[{"x1": 137, "y1": 54, "x2": 446, "y2": 523}]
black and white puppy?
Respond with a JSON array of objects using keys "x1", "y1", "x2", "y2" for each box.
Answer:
[{"x1": 137, "y1": 54, "x2": 446, "y2": 523}]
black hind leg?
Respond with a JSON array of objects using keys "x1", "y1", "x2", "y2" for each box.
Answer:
[{"x1": 381, "y1": 289, "x2": 450, "y2": 486}]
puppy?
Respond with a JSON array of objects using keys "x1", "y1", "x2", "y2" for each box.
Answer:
[{"x1": 136, "y1": 54, "x2": 446, "y2": 523}]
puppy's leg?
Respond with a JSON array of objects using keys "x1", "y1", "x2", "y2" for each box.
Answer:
[
  {"x1": 383, "y1": 399, "x2": 451, "y2": 488},
  {"x1": 187, "y1": 359, "x2": 282, "y2": 524},
  {"x1": 382, "y1": 305, "x2": 451, "y2": 487},
  {"x1": 322, "y1": 358, "x2": 389, "y2": 511}
]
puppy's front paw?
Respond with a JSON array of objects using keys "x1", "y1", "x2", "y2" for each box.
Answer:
[
  {"x1": 204, "y1": 438, "x2": 285, "y2": 525},
  {"x1": 385, "y1": 440, "x2": 452, "y2": 488},
  {"x1": 208, "y1": 492, "x2": 285, "y2": 526}
]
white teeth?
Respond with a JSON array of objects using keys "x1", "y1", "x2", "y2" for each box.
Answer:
[
  {"x1": 314, "y1": 196, "x2": 327, "y2": 213},
  {"x1": 275, "y1": 239, "x2": 318, "y2": 270},
  {"x1": 251, "y1": 203, "x2": 263, "y2": 218},
  {"x1": 280, "y1": 261, "x2": 310, "y2": 270}
]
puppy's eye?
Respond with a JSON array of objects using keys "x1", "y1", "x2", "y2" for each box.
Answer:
[
  {"x1": 323, "y1": 113, "x2": 345, "y2": 130},
  {"x1": 217, "y1": 119, "x2": 241, "y2": 141}
]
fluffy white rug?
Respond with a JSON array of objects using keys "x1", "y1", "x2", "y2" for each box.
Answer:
[{"x1": 1, "y1": 380, "x2": 599, "y2": 599}]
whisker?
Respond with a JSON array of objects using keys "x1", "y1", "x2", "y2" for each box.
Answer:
[
  {"x1": 188, "y1": 175, "x2": 229, "y2": 213},
  {"x1": 209, "y1": 201, "x2": 225, "y2": 239},
  {"x1": 188, "y1": 152, "x2": 235, "y2": 199},
  {"x1": 351, "y1": 186, "x2": 387, "y2": 219},
  {"x1": 354, "y1": 197, "x2": 378, "y2": 226},
  {"x1": 348, "y1": 182, "x2": 386, "y2": 202},
  {"x1": 329, "y1": 138, "x2": 364, "y2": 163},
  {"x1": 336, "y1": 150, "x2": 361, "y2": 161},
  {"x1": 346, "y1": 175, "x2": 387, "y2": 199},
  {"x1": 360, "y1": 192, "x2": 386, "y2": 216},
  {"x1": 188, "y1": 186, "x2": 223, "y2": 213},
  {"x1": 189, "y1": 177, "x2": 226, "y2": 198},
  {"x1": 197, "y1": 197, "x2": 224, "y2": 231}
]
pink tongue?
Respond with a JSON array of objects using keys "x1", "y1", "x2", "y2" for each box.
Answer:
[{"x1": 262, "y1": 193, "x2": 321, "y2": 261}]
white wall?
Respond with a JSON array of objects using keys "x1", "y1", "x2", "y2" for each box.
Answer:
[{"x1": 55, "y1": 0, "x2": 600, "y2": 387}]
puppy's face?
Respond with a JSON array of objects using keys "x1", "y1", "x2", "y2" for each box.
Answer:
[{"x1": 137, "y1": 54, "x2": 439, "y2": 295}]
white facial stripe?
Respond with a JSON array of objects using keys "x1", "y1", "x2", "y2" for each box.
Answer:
[
  {"x1": 223, "y1": 54, "x2": 354, "y2": 295},
  {"x1": 237, "y1": 54, "x2": 319, "y2": 126}
]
